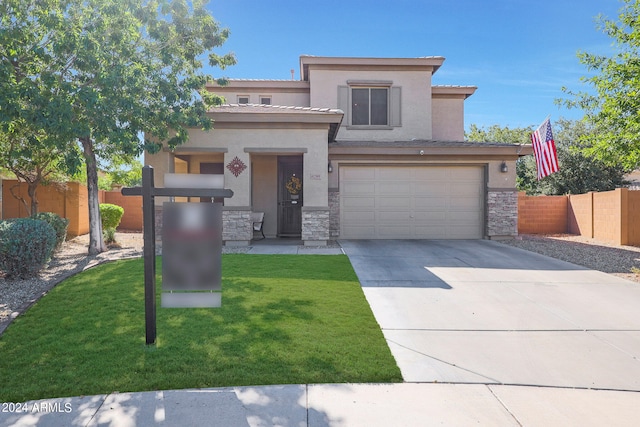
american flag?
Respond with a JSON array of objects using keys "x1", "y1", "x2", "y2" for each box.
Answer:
[{"x1": 531, "y1": 118, "x2": 559, "y2": 180}]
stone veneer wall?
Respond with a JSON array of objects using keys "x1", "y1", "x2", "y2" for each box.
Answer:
[
  {"x1": 302, "y1": 207, "x2": 330, "y2": 244},
  {"x1": 328, "y1": 190, "x2": 340, "y2": 239},
  {"x1": 487, "y1": 190, "x2": 518, "y2": 238},
  {"x1": 223, "y1": 209, "x2": 252, "y2": 243}
]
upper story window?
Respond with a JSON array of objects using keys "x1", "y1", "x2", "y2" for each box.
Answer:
[
  {"x1": 237, "y1": 95, "x2": 250, "y2": 104},
  {"x1": 352, "y1": 88, "x2": 388, "y2": 126},
  {"x1": 260, "y1": 96, "x2": 272, "y2": 105},
  {"x1": 338, "y1": 81, "x2": 401, "y2": 129}
]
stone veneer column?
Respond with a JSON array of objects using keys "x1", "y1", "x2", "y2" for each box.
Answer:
[
  {"x1": 301, "y1": 206, "x2": 330, "y2": 246},
  {"x1": 487, "y1": 189, "x2": 519, "y2": 239},
  {"x1": 328, "y1": 190, "x2": 340, "y2": 239},
  {"x1": 222, "y1": 208, "x2": 252, "y2": 245}
]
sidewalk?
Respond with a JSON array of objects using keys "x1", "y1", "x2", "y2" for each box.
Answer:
[{"x1": 3, "y1": 383, "x2": 640, "y2": 426}]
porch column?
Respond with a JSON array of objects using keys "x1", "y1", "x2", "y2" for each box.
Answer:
[
  {"x1": 144, "y1": 150, "x2": 175, "y2": 253},
  {"x1": 223, "y1": 149, "x2": 252, "y2": 246},
  {"x1": 302, "y1": 143, "x2": 330, "y2": 246}
]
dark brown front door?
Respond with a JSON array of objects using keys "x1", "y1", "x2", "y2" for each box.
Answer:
[{"x1": 278, "y1": 156, "x2": 303, "y2": 237}]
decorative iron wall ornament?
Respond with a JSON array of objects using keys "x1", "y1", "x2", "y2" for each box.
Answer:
[{"x1": 226, "y1": 156, "x2": 247, "y2": 177}]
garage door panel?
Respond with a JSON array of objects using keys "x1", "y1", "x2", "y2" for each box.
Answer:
[
  {"x1": 376, "y1": 197, "x2": 411, "y2": 209},
  {"x1": 451, "y1": 197, "x2": 483, "y2": 210},
  {"x1": 343, "y1": 182, "x2": 375, "y2": 195},
  {"x1": 340, "y1": 166, "x2": 484, "y2": 239},
  {"x1": 342, "y1": 197, "x2": 375, "y2": 208},
  {"x1": 413, "y1": 211, "x2": 448, "y2": 221},
  {"x1": 378, "y1": 182, "x2": 412, "y2": 195},
  {"x1": 376, "y1": 167, "x2": 414, "y2": 180},
  {"x1": 377, "y1": 210, "x2": 411, "y2": 222},
  {"x1": 342, "y1": 167, "x2": 376, "y2": 181},
  {"x1": 377, "y1": 225, "x2": 414, "y2": 238},
  {"x1": 414, "y1": 196, "x2": 448, "y2": 209},
  {"x1": 413, "y1": 185, "x2": 449, "y2": 196},
  {"x1": 342, "y1": 210, "x2": 375, "y2": 223}
]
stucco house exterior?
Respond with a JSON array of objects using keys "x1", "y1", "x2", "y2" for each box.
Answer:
[{"x1": 146, "y1": 55, "x2": 532, "y2": 246}]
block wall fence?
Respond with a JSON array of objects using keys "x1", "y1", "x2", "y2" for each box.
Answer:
[
  {"x1": 518, "y1": 189, "x2": 640, "y2": 246},
  {"x1": 1, "y1": 180, "x2": 143, "y2": 236}
]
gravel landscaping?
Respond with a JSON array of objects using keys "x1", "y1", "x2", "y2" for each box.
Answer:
[{"x1": 500, "y1": 234, "x2": 640, "y2": 283}]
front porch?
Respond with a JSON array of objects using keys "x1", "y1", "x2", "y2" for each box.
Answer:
[{"x1": 145, "y1": 103, "x2": 343, "y2": 247}]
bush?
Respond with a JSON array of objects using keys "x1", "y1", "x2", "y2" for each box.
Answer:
[
  {"x1": 0, "y1": 218, "x2": 56, "y2": 279},
  {"x1": 33, "y1": 212, "x2": 69, "y2": 248},
  {"x1": 100, "y1": 204, "x2": 124, "y2": 244},
  {"x1": 99, "y1": 204, "x2": 124, "y2": 230}
]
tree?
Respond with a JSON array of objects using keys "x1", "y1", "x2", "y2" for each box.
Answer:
[
  {"x1": 560, "y1": 0, "x2": 640, "y2": 170},
  {"x1": 0, "y1": 0, "x2": 235, "y2": 254},
  {"x1": 466, "y1": 119, "x2": 629, "y2": 195},
  {"x1": 0, "y1": 123, "x2": 70, "y2": 216}
]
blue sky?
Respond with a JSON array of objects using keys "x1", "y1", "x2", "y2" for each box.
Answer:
[{"x1": 205, "y1": 0, "x2": 623, "y2": 131}]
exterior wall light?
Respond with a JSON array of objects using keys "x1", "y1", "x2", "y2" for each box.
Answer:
[
  {"x1": 500, "y1": 161, "x2": 508, "y2": 173},
  {"x1": 328, "y1": 161, "x2": 333, "y2": 173}
]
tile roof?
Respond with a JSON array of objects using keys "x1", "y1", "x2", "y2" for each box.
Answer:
[
  {"x1": 331, "y1": 139, "x2": 523, "y2": 148},
  {"x1": 210, "y1": 103, "x2": 344, "y2": 115}
]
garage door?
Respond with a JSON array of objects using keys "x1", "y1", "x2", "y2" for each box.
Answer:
[{"x1": 340, "y1": 166, "x2": 484, "y2": 239}]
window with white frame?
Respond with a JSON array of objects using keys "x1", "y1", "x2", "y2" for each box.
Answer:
[
  {"x1": 259, "y1": 96, "x2": 271, "y2": 105},
  {"x1": 237, "y1": 95, "x2": 250, "y2": 104}
]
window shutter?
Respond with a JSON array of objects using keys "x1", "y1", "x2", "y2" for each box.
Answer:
[
  {"x1": 390, "y1": 86, "x2": 402, "y2": 127},
  {"x1": 337, "y1": 86, "x2": 349, "y2": 126}
]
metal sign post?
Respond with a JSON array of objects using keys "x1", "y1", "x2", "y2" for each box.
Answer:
[{"x1": 122, "y1": 165, "x2": 233, "y2": 345}]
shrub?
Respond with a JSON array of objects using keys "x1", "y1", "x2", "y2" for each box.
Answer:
[
  {"x1": 100, "y1": 204, "x2": 124, "y2": 244},
  {"x1": 100, "y1": 204, "x2": 124, "y2": 230},
  {"x1": 33, "y1": 212, "x2": 69, "y2": 248},
  {"x1": 0, "y1": 218, "x2": 56, "y2": 279}
]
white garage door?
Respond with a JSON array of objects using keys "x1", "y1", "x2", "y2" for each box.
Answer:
[{"x1": 340, "y1": 166, "x2": 485, "y2": 239}]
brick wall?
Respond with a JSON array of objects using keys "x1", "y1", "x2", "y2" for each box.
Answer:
[
  {"x1": 1, "y1": 180, "x2": 143, "y2": 235},
  {"x1": 104, "y1": 190, "x2": 143, "y2": 231},
  {"x1": 568, "y1": 193, "x2": 593, "y2": 236},
  {"x1": 593, "y1": 190, "x2": 624, "y2": 245},
  {"x1": 517, "y1": 192, "x2": 568, "y2": 234},
  {"x1": 519, "y1": 188, "x2": 640, "y2": 246}
]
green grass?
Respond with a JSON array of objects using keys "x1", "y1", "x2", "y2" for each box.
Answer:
[{"x1": 0, "y1": 255, "x2": 402, "y2": 401}]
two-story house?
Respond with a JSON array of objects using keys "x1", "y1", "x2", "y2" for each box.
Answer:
[{"x1": 145, "y1": 55, "x2": 531, "y2": 246}]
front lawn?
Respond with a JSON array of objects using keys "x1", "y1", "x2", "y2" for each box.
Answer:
[{"x1": 0, "y1": 255, "x2": 402, "y2": 402}]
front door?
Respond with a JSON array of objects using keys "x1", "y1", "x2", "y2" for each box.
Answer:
[{"x1": 278, "y1": 156, "x2": 303, "y2": 237}]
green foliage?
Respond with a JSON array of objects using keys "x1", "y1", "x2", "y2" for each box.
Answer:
[
  {"x1": 467, "y1": 119, "x2": 630, "y2": 195},
  {"x1": 32, "y1": 212, "x2": 69, "y2": 248},
  {"x1": 0, "y1": 0, "x2": 236, "y2": 253},
  {"x1": 99, "y1": 203, "x2": 124, "y2": 230},
  {"x1": 559, "y1": 0, "x2": 640, "y2": 169},
  {"x1": 466, "y1": 123, "x2": 533, "y2": 145},
  {"x1": 0, "y1": 218, "x2": 56, "y2": 279}
]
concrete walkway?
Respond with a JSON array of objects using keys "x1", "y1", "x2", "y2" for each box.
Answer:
[{"x1": 3, "y1": 239, "x2": 640, "y2": 426}]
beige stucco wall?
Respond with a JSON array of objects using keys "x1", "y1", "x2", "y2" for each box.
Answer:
[
  {"x1": 308, "y1": 69, "x2": 432, "y2": 141},
  {"x1": 432, "y1": 97, "x2": 465, "y2": 141},
  {"x1": 146, "y1": 125, "x2": 330, "y2": 210},
  {"x1": 251, "y1": 155, "x2": 278, "y2": 237},
  {"x1": 217, "y1": 92, "x2": 310, "y2": 107}
]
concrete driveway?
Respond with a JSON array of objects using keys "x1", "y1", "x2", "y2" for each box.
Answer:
[{"x1": 340, "y1": 239, "x2": 640, "y2": 391}]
